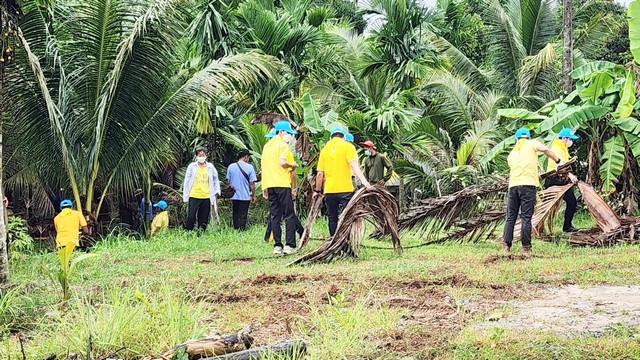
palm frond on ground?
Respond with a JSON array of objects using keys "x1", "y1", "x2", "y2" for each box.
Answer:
[{"x1": 291, "y1": 186, "x2": 401, "y2": 265}]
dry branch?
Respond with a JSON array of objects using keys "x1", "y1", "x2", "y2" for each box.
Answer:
[{"x1": 290, "y1": 186, "x2": 401, "y2": 265}]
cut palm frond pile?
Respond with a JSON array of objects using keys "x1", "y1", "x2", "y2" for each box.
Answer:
[
  {"x1": 290, "y1": 186, "x2": 401, "y2": 265},
  {"x1": 396, "y1": 176, "x2": 509, "y2": 244},
  {"x1": 298, "y1": 193, "x2": 324, "y2": 249}
]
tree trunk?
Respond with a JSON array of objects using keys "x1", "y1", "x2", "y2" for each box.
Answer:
[
  {"x1": 562, "y1": 0, "x2": 573, "y2": 93},
  {"x1": 0, "y1": 7, "x2": 8, "y2": 283}
]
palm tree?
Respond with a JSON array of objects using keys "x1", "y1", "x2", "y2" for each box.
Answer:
[
  {"x1": 0, "y1": 0, "x2": 22, "y2": 283},
  {"x1": 5, "y1": 0, "x2": 278, "y2": 223}
]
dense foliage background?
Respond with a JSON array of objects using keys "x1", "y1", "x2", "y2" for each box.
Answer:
[{"x1": 1, "y1": 0, "x2": 638, "y2": 237}]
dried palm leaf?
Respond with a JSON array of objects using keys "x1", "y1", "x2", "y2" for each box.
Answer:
[
  {"x1": 290, "y1": 186, "x2": 401, "y2": 265},
  {"x1": 561, "y1": 217, "x2": 640, "y2": 246},
  {"x1": 397, "y1": 176, "x2": 508, "y2": 243},
  {"x1": 512, "y1": 183, "x2": 574, "y2": 238},
  {"x1": 578, "y1": 182, "x2": 621, "y2": 232},
  {"x1": 298, "y1": 193, "x2": 324, "y2": 249}
]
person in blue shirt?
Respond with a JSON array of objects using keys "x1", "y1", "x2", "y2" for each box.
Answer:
[{"x1": 227, "y1": 149, "x2": 258, "y2": 230}]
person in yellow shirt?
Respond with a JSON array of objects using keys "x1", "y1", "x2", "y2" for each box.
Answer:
[
  {"x1": 261, "y1": 120, "x2": 299, "y2": 255},
  {"x1": 314, "y1": 126, "x2": 371, "y2": 236},
  {"x1": 182, "y1": 147, "x2": 221, "y2": 232},
  {"x1": 54, "y1": 199, "x2": 89, "y2": 255},
  {"x1": 545, "y1": 128, "x2": 580, "y2": 233},
  {"x1": 151, "y1": 200, "x2": 169, "y2": 236},
  {"x1": 502, "y1": 128, "x2": 561, "y2": 253}
]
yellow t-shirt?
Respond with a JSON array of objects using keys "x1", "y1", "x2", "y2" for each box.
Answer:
[
  {"x1": 317, "y1": 137, "x2": 358, "y2": 194},
  {"x1": 190, "y1": 166, "x2": 210, "y2": 199},
  {"x1": 261, "y1": 136, "x2": 292, "y2": 189},
  {"x1": 54, "y1": 208, "x2": 87, "y2": 247},
  {"x1": 546, "y1": 139, "x2": 570, "y2": 172},
  {"x1": 151, "y1": 211, "x2": 169, "y2": 235},
  {"x1": 508, "y1": 139, "x2": 542, "y2": 188}
]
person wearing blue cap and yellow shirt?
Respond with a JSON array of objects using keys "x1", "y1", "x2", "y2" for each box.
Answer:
[
  {"x1": 151, "y1": 200, "x2": 169, "y2": 236},
  {"x1": 502, "y1": 128, "x2": 561, "y2": 253},
  {"x1": 54, "y1": 199, "x2": 89, "y2": 259},
  {"x1": 262, "y1": 128, "x2": 304, "y2": 243},
  {"x1": 315, "y1": 126, "x2": 372, "y2": 236},
  {"x1": 545, "y1": 128, "x2": 580, "y2": 232},
  {"x1": 261, "y1": 120, "x2": 299, "y2": 255}
]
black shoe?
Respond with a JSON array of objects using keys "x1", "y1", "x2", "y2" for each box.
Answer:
[{"x1": 563, "y1": 226, "x2": 578, "y2": 233}]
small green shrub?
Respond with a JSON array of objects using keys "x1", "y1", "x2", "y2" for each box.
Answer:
[{"x1": 7, "y1": 216, "x2": 34, "y2": 259}]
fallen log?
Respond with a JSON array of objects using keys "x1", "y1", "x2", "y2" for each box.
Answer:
[
  {"x1": 203, "y1": 340, "x2": 307, "y2": 360},
  {"x1": 142, "y1": 331, "x2": 253, "y2": 360}
]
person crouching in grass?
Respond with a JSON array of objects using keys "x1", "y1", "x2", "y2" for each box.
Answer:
[
  {"x1": 54, "y1": 199, "x2": 89, "y2": 258},
  {"x1": 151, "y1": 200, "x2": 169, "y2": 237}
]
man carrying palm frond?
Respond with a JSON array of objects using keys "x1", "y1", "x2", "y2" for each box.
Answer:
[
  {"x1": 502, "y1": 128, "x2": 561, "y2": 253},
  {"x1": 545, "y1": 128, "x2": 580, "y2": 233},
  {"x1": 314, "y1": 126, "x2": 372, "y2": 236}
]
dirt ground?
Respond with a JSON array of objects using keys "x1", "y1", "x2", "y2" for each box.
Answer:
[{"x1": 477, "y1": 285, "x2": 640, "y2": 336}]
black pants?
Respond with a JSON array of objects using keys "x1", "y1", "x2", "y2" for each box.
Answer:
[
  {"x1": 545, "y1": 178, "x2": 577, "y2": 231},
  {"x1": 267, "y1": 187, "x2": 296, "y2": 248},
  {"x1": 264, "y1": 212, "x2": 303, "y2": 240},
  {"x1": 232, "y1": 200, "x2": 250, "y2": 230},
  {"x1": 503, "y1": 186, "x2": 536, "y2": 248},
  {"x1": 185, "y1": 197, "x2": 211, "y2": 231},
  {"x1": 325, "y1": 192, "x2": 353, "y2": 236}
]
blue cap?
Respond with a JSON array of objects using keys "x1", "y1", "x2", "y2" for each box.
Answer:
[
  {"x1": 274, "y1": 120, "x2": 297, "y2": 135},
  {"x1": 60, "y1": 199, "x2": 73, "y2": 208},
  {"x1": 330, "y1": 126, "x2": 346, "y2": 136},
  {"x1": 558, "y1": 128, "x2": 579, "y2": 140},
  {"x1": 153, "y1": 200, "x2": 168, "y2": 210},
  {"x1": 345, "y1": 133, "x2": 354, "y2": 142},
  {"x1": 515, "y1": 128, "x2": 531, "y2": 139},
  {"x1": 265, "y1": 128, "x2": 276, "y2": 138}
]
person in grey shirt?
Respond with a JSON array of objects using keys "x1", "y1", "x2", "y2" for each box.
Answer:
[{"x1": 227, "y1": 149, "x2": 257, "y2": 230}]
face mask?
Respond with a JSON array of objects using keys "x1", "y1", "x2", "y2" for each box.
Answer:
[
  {"x1": 567, "y1": 139, "x2": 573, "y2": 148},
  {"x1": 197, "y1": 156, "x2": 206, "y2": 164},
  {"x1": 364, "y1": 150, "x2": 371, "y2": 156},
  {"x1": 282, "y1": 133, "x2": 292, "y2": 143}
]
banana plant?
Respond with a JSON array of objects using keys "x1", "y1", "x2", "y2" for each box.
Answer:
[{"x1": 486, "y1": 59, "x2": 640, "y2": 199}]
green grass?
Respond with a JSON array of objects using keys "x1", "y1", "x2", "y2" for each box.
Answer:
[{"x1": 1, "y1": 212, "x2": 639, "y2": 359}]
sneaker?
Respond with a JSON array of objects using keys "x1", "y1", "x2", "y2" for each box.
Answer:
[
  {"x1": 502, "y1": 243, "x2": 511, "y2": 252},
  {"x1": 283, "y1": 245, "x2": 297, "y2": 255},
  {"x1": 273, "y1": 246, "x2": 283, "y2": 255},
  {"x1": 563, "y1": 226, "x2": 578, "y2": 233}
]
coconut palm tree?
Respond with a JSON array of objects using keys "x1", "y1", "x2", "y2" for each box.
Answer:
[{"x1": 4, "y1": 0, "x2": 278, "y2": 221}]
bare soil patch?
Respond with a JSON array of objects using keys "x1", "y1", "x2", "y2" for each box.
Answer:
[
  {"x1": 478, "y1": 285, "x2": 640, "y2": 335},
  {"x1": 483, "y1": 253, "x2": 542, "y2": 264}
]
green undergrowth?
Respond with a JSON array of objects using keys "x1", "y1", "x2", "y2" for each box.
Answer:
[{"x1": 1, "y1": 213, "x2": 638, "y2": 359}]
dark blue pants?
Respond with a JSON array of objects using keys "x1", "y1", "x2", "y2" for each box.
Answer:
[
  {"x1": 503, "y1": 186, "x2": 536, "y2": 247},
  {"x1": 325, "y1": 192, "x2": 353, "y2": 236}
]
